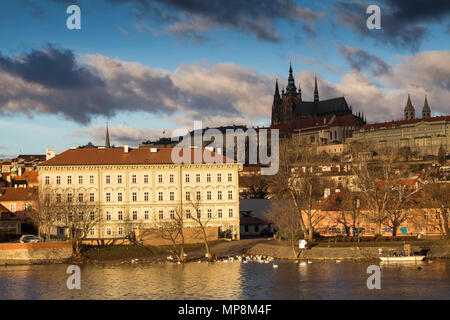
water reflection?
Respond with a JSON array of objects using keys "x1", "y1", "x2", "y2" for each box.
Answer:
[{"x1": 0, "y1": 260, "x2": 449, "y2": 300}]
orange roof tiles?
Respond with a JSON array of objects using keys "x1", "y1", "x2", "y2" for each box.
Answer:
[
  {"x1": 360, "y1": 116, "x2": 450, "y2": 131},
  {"x1": 38, "y1": 147, "x2": 233, "y2": 166},
  {"x1": 0, "y1": 187, "x2": 38, "y2": 202}
]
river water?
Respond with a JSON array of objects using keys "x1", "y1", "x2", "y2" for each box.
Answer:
[{"x1": 0, "y1": 260, "x2": 449, "y2": 300}]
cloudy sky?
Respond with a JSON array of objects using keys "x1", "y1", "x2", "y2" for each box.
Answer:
[{"x1": 0, "y1": 0, "x2": 449, "y2": 157}]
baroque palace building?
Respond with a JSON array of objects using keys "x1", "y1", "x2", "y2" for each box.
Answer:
[
  {"x1": 37, "y1": 143, "x2": 241, "y2": 240},
  {"x1": 353, "y1": 95, "x2": 449, "y2": 156}
]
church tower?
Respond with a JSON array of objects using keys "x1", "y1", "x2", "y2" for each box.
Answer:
[
  {"x1": 404, "y1": 95, "x2": 415, "y2": 120},
  {"x1": 271, "y1": 79, "x2": 281, "y2": 126},
  {"x1": 105, "y1": 122, "x2": 111, "y2": 148},
  {"x1": 422, "y1": 95, "x2": 431, "y2": 118},
  {"x1": 314, "y1": 75, "x2": 319, "y2": 103}
]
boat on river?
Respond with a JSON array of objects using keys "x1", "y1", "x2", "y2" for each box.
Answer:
[{"x1": 379, "y1": 256, "x2": 425, "y2": 262}]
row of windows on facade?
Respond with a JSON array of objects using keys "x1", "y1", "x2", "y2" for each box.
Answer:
[
  {"x1": 45, "y1": 173, "x2": 234, "y2": 185},
  {"x1": 55, "y1": 190, "x2": 234, "y2": 203},
  {"x1": 8, "y1": 203, "x2": 32, "y2": 212},
  {"x1": 59, "y1": 208, "x2": 234, "y2": 224}
]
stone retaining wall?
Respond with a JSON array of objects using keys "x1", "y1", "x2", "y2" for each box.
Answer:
[{"x1": 0, "y1": 242, "x2": 72, "y2": 265}]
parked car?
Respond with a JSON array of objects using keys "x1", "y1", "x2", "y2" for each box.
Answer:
[
  {"x1": 19, "y1": 235, "x2": 44, "y2": 243},
  {"x1": 260, "y1": 229, "x2": 275, "y2": 238}
]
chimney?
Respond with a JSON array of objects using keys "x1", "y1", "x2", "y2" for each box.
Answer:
[
  {"x1": 150, "y1": 148, "x2": 158, "y2": 153},
  {"x1": 46, "y1": 148, "x2": 56, "y2": 161},
  {"x1": 124, "y1": 145, "x2": 129, "y2": 153}
]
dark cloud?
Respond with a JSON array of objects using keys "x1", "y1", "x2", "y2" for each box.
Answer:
[
  {"x1": 0, "y1": 45, "x2": 104, "y2": 89},
  {"x1": 104, "y1": 0, "x2": 324, "y2": 42},
  {"x1": 334, "y1": 0, "x2": 450, "y2": 51},
  {"x1": 0, "y1": 45, "x2": 267, "y2": 124},
  {"x1": 335, "y1": 42, "x2": 392, "y2": 76}
]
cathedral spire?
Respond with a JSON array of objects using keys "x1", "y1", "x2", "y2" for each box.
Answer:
[
  {"x1": 274, "y1": 78, "x2": 280, "y2": 98},
  {"x1": 422, "y1": 95, "x2": 431, "y2": 118},
  {"x1": 404, "y1": 94, "x2": 415, "y2": 120},
  {"x1": 105, "y1": 121, "x2": 111, "y2": 148},
  {"x1": 314, "y1": 74, "x2": 319, "y2": 103},
  {"x1": 285, "y1": 62, "x2": 297, "y2": 94}
]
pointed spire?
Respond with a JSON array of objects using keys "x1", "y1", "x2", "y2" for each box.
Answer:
[
  {"x1": 286, "y1": 63, "x2": 297, "y2": 94},
  {"x1": 422, "y1": 95, "x2": 431, "y2": 118},
  {"x1": 105, "y1": 121, "x2": 111, "y2": 148},
  {"x1": 404, "y1": 94, "x2": 415, "y2": 120},
  {"x1": 314, "y1": 74, "x2": 319, "y2": 103},
  {"x1": 274, "y1": 78, "x2": 280, "y2": 98}
]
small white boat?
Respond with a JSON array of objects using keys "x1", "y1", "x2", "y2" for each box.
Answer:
[{"x1": 379, "y1": 256, "x2": 425, "y2": 262}]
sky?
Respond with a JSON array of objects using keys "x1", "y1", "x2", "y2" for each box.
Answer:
[{"x1": 0, "y1": 0, "x2": 449, "y2": 157}]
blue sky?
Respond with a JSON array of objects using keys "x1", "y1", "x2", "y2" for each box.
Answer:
[{"x1": 0, "y1": 0, "x2": 449, "y2": 157}]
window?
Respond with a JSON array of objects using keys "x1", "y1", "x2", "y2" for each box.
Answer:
[
  {"x1": 158, "y1": 192, "x2": 163, "y2": 201},
  {"x1": 132, "y1": 192, "x2": 137, "y2": 202},
  {"x1": 132, "y1": 175, "x2": 137, "y2": 184},
  {"x1": 170, "y1": 210, "x2": 175, "y2": 219},
  {"x1": 89, "y1": 193, "x2": 95, "y2": 202},
  {"x1": 228, "y1": 173, "x2": 232, "y2": 182},
  {"x1": 67, "y1": 176, "x2": 72, "y2": 184},
  {"x1": 67, "y1": 193, "x2": 73, "y2": 203},
  {"x1": 89, "y1": 228, "x2": 95, "y2": 236},
  {"x1": 228, "y1": 190, "x2": 233, "y2": 200},
  {"x1": 132, "y1": 211, "x2": 138, "y2": 220},
  {"x1": 118, "y1": 175, "x2": 123, "y2": 184},
  {"x1": 144, "y1": 174, "x2": 149, "y2": 183},
  {"x1": 228, "y1": 208, "x2": 233, "y2": 218},
  {"x1": 118, "y1": 211, "x2": 123, "y2": 220},
  {"x1": 255, "y1": 225, "x2": 259, "y2": 232},
  {"x1": 144, "y1": 192, "x2": 149, "y2": 202},
  {"x1": 159, "y1": 210, "x2": 164, "y2": 220},
  {"x1": 106, "y1": 193, "x2": 111, "y2": 202},
  {"x1": 105, "y1": 175, "x2": 110, "y2": 184},
  {"x1": 207, "y1": 209, "x2": 212, "y2": 219},
  {"x1": 218, "y1": 209, "x2": 223, "y2": 218},
  {"x1": 78, "y1": 193, "x2": 84, "y2": 202},
  {"x1": 196, "y1": 191, "x2": 201, "y2": 200},
  {"x1": 56, "y1": 194, "x2": 62, "y2": 203},
  {"x1": 56, "y1": 176, "x2": 61, "y2": 184},
  {"x1": 118, "y1": 227, "x2": 123, "y2": 236},
  {"x1": 185, "y1": 174, "x2": 190, "y2": 183},
  {"x1": 90, "y1": 175, "x2": 94, "y2": 184},
  {"x1": 106, "y1": 227, "x2": 112, "y2": 236},
  {"x1": 245, "y1": 226, "x2": 249, "y2": 232},
  {"x1": 436, "y1": 212, "x2": 440, "y2": 219},
  {"x1": 144, "y1": 211, "x2": 149, "y2": 220},
  {"x1": 185, "y1": 191, "x2": 190, "y2": 201},
  {"x1": 197, "y1": 209, "x2": 201, "y2": 219},
  {"x1": 158, "y1": 174, "x2": 163, "y2": 183},
  {"x1": 78, "y1": 175, "x2": 83, "y2": 184},
  {"x1": 196, "y1": 174, "x2": 201, "y2": 182},
  {"x1": 106, "y1": 212, "x2": 112, "y2": 220},
  {"x1": 118, "y1": 192, "x2": 123, "y2": 202},
  {"x1": 10, "y1": 204, "x2": 15, "y2": 212},
  {"x1": 207, "y1": 191, "x2": 212, "y2": 200},
  {"x1": 169, "y1": 174, "x2": 174, "y2": 183},
  {"x1": 217, "y1": 190, "x2": 222, "y2": 200},
  {"x1": 206, "y1": 173, "x2": 211, "y2": 182},
  {"x1": 186, "y1": 210, "x2": 191, "y2": 219},
  {"x1": 45, "y1": 176, "x2": 50, "y2": 185},
  {"x1": 90, "y1": 212, "x2": 95, "y2": 221},
  {"x1": 170, "y1": 191, "x2": 175, "y2": 201},
  {"x1": 424, "y1": 212, "x2": 429, "y2": 220},
  {"x1": 217, "y1": 173, "x2": 222, "y2": 182}
]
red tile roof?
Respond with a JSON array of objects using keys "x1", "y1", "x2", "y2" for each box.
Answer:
[
  {"x1": 270, "y1": 114, "x2": 361, "y2": 132},
  {"x1": 14, "y1": 171, "x2": 38, "y2": 184},
  {"x1": 360, "y1": 116, "x2": 450, "y2": 130},
  {"x1": 0, "y1": 187, "x2": 38, "y2": 202},
  {"x1": 0, "y1": 204, "x2": 10, "y2": 213},
  {"x1": 38, "y1": 147, "x2": 233, "y2": 166}
]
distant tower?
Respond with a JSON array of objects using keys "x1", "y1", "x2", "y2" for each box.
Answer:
[
  {"x1": 404, "y1": 95, "x2": 415, "y2": 120},
  {"x1": 105, "y1": 122, "x2": 111, "y2": 148},
  {"x1": 422, "y1": 95, "x2": 431, "y2": 118},
  {"x1": 314, "y1": 75, "x2": 319, "y2": 103},
  {"x1": 271, "y1": 79, "x2": 281, "y2": 126},
  {"x1": 285, "y1": 62, "x2": 297, "y2": 94}
]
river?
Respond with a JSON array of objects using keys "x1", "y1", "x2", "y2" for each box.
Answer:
[{"x1": 0, "y1": 260, "x2": 449, "y2": 299}]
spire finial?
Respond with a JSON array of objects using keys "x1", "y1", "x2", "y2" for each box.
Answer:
[
  {"x1": 314, "y1": 74, "x2": 319, "y2": 103},
  {"x1": 105, "y1": 121, "x2": 111, "y2": 148},
  {"x1": 286, "y1": 63, "x2": 297, "y2": 94}
]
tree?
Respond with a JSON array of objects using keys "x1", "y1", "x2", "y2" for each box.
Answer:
[
  {"x1": 265, "y1": 200, "x2": 302, "y2": 257},
  {"x1": 422, "y1": 183, "x2": 450, "y2": 240},
  {"x1": 55, "y1": 189, "x2": 101, "y2": 256},
  {"x1": 438, "y1": 145, "x2": 447, "y2": 165},
  {"x1": 156, "y1": 205, "x2": 186, "y2": 262},
  {"x1": 329, "y1": 190, "x2": 361, "y2": 237},
  {"x1": 240, "y1": 171, "x2": 269, "y2": 199},
  {"x1": 187, "y1": 190, "x2": 216, "y2": 260},
  {"x1": 268, "y1": 140, "x2": 333, "y2": 241},
  {"x1": 29, "y1": 187, "x2": 57, "y2": 240}
]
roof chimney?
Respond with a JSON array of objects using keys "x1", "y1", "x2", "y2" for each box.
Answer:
[
  {"x1": 46, "y1": 148, "x2": 56, "y2": 161},
  {"x1": 150, "y1": 148, "x2": 158, "y2": 153},
  {"x1": 124, "y1": 145, "x2": 129, "y2": 153}
]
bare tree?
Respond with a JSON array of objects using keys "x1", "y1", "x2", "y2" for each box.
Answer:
[
  {"x1": 28, "y1": 187, "x2": 57, "y2": 240},
  {"x1": 187, "y1": 189, "x2": 216, "y2": 260},
  {"x1": 241, "y1": 171, "x2": 269, "y2": 199},
  {"x1": 422, "y1": 183, "x2": 450, "y2": 240},
  {"x1": 268, "y1": 140, "x2": 333, "y2": 241},
  {"x1": 265, "y1": 200, "x2": 302, "y2": 257},
  {"x1": 155, "y1": 205, "x2": 186, "y2": 262},
  {"x1": 329, "y1": 190, "x2": 361, "y2": 236}
]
